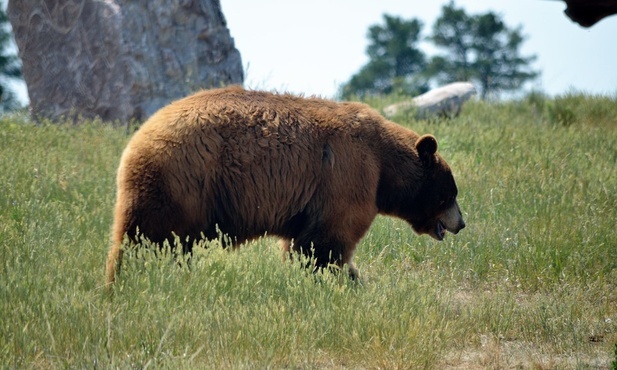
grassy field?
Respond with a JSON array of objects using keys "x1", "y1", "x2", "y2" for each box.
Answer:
[{"x1": 1, "y1": 94, "x2": 616, "y2": 369}]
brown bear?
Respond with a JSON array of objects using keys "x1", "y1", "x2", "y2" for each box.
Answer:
[{"x1": 105, "y1": 86, "x2": 465, "y2": 285}]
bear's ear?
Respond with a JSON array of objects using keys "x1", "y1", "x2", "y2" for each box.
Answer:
[{"x1": 416, "y1": 134, "x2": 438, "y2": 163}]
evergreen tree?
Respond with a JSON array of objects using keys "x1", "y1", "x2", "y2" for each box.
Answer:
[
  {"x1": 429, "y1": 1, "x2": 538, "y2": 99},
  {"x1": 426, "y1": 3, "x2": 474, "y2": 82},
  {"x1": 472, "y1": 13, "x2": 538, "y2": 99},
  {"x1": 0, "y1": 2, "x2": 22, "y2": 112},
  {"x1": 340, "y1": 15, "x2": 428, "y2": 99}
]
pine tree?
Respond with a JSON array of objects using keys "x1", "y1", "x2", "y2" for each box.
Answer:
[
  {"x1": 428, "y1": 1, "x2": 538, "y2": 99},
  {"x1": 0, "y1": 2, "x2": 22, "y2": 112},
  {"x1": 340, "y1": 15, "x2": 428, "y2": 99}
]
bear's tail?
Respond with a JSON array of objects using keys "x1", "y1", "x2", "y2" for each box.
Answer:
[
  {"x1": 106, "y1": 211, "x2": 128, "y2": 287},
  {"x1": 106, "y1": 192, "x2": 131, "y2": 288},
  {"x1": 105, "y1": 239, "x2": 124, "y2": 287}
]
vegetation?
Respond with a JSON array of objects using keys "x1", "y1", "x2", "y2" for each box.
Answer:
[
  {"x1": 340, "y1": 15, "x2": 428, "y2": 99},
  {"x1": 428, "y1": 1, "x2": 538, "y2": 99},
  {"x1": 1, "y1": 93, "x2": 616, "y2": 368},
  {"x1": 340, "y1": 1, "x2": 538, "y2": 100}
]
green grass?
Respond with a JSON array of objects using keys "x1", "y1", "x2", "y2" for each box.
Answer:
[{"x1": 1, "y1": 93, "x2": 616, "y2": 368}]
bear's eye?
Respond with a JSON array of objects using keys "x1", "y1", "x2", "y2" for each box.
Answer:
[{"x1": 438, "y1": 196, "x2": 455, "y2": 207}]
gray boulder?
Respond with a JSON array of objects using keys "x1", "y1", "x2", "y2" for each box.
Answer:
[
  {"x1": 117, "y1": 0, "x2": 244, "y2": 120},
  {"x1": 8, "y1": 0, "x2": 243, "y2": 123}
]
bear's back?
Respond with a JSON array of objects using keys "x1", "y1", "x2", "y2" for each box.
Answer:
[{"x1": 147, "y1": 86, "x2": 383, "y2": 135}]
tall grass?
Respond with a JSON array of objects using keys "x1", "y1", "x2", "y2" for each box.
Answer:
[{"x1": 1, "y1": 93, "x2": 616, "y2": 368}]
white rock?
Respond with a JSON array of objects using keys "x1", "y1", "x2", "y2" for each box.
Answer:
[{"x1": 384, "y1": 82, "x2": 476, "y2": 119}]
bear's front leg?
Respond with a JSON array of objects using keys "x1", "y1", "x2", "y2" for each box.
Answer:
[{"x1": 283, "y1": 233, "x2": 359, "y2": 279}]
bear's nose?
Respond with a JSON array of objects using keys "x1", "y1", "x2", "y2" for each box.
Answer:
[
  {"x1": 451, "y1": 220, "x2": 465, "y2": 234},
  {"x1": 457, "y1": 220, "x2": 466, "y2": 233}
]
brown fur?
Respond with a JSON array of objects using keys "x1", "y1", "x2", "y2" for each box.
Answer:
[{"x1": 105, "y1": 86, "x2": 464, "y2": 285}]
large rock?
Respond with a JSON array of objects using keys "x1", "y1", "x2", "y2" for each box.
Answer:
[
  {"x1": 7, "y1": 1, "x2": 132, "y2": 122},
  {"x1": 383, "y1": 82, "x2": 476, "y2": 120},
  {"x1": 117, "y1": 0, "x2": 244, "y2": 120},
  {"x1": 7, "y1": 0, "x2": 243, "y2": 123}
]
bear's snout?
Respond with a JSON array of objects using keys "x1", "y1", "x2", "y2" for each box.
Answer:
[{"x1": 441, "y1": 201, "x2": 465, "y2": 235}]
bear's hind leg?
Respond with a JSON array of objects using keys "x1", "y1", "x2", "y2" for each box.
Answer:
[{"x1": 106, "y1": 188, "x2": 197, "y2": 286}]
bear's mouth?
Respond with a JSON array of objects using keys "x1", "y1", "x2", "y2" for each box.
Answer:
[{"x1": 435, "y1": 220, "x2": 446, "y2": 241}]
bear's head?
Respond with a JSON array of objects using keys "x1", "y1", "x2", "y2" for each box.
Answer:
[{"x1": 407, "y1": 134, "x2": 465, "y2": 240}]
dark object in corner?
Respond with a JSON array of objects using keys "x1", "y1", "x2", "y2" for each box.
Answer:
[{"x1": 560, "y1": 0, "x2": 617, "y2": 27}]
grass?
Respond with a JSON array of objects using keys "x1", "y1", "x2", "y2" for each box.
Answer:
[{"x1": 1, "y1": 93, "x2": 616, "y2": 368}]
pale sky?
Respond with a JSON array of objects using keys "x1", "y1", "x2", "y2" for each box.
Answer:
[{"x1": 222, "y1": 0, "x2": 617, "y2": 99}]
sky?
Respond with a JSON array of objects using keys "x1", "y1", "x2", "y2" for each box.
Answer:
[
  {"x1": 9, "y1": 0, "x2": 617, "y2": 103},
  {"x1": 221, "y1": 0, "x2": 617, "y2": 99}
]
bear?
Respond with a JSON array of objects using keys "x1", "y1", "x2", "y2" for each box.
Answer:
[{"x1": 105, "y1": 86, "x2": 465, "y2": 285}]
